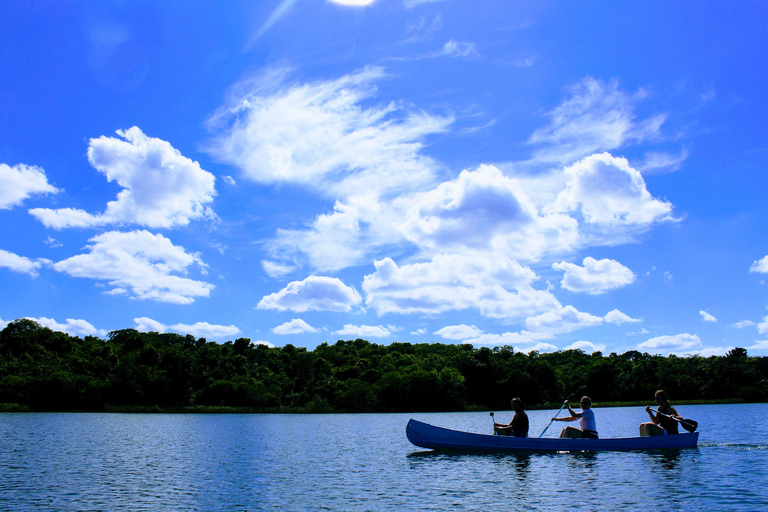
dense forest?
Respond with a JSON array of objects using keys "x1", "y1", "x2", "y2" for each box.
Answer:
[{"x1": 1, "y1": 318, "x2": 766, "y2": 412}]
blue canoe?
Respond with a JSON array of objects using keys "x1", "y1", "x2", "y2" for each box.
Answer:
[{"x1": 406, "y1": 419, "x2": 699, "y2": 452}]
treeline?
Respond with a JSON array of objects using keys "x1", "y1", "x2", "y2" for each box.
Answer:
[{"x1": 1, "y1": 318, "x2": 766, "y2": 412}]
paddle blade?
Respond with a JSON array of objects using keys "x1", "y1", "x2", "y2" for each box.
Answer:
[{"x1": 681, "y1": 418, "x2": 698, "y2": 433}]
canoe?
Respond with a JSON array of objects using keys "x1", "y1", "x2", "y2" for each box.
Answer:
[{"x1": 406, "y1": 419, "x2": 699, "y2": 452}]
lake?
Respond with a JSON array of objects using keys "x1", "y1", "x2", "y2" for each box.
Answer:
[{"x1": 1, "y1": 403, "x2": 767, "y2": 510}]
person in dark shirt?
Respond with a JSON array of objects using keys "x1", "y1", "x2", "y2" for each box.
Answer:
[
  {"x1": 494, "y1": 397, "x2": 529, "y2": 437},
  {"x1": 640, "y1": 389, "x2": 681, "y2": 436}
]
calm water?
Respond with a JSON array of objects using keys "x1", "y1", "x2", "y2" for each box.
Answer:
[{"x1": 1, "y1": 404, "x2": 767, "y2": 511}]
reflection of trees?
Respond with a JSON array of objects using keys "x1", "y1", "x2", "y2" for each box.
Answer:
[{"x1": 1, "y1": 319, "x2": 767, "y2": 412}]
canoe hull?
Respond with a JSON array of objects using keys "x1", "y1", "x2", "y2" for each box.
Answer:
[{"x1": 406, "y1": 419, "x2": 699, "y2": 452}]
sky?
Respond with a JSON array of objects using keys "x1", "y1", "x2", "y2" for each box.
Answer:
[{"x1": 1, "y1": 1, "x2": 768, "y2": 357}]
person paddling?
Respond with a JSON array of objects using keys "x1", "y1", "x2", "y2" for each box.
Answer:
[
  {"x1": 640, "y1": 389, "x2": 682, "y2": 436},
  {"x1": 493, "y1": 397, "x2": 529, "y2": 437},
  {"x1": 552, "y1": 396, "x2": 598, "y2": 439}
]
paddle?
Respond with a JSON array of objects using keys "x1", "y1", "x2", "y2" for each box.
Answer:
[
  {"x1": 538, "y1": 400, "x2": 568, "y2": 438},
  {"x1": 651, "y1": 408, "x2": 698, "y2": 433},
  {"x1": 490, "y1": 412, "x2": 495, "y2": 434}
]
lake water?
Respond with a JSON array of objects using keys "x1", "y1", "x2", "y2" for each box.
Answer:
[{"x1": 1, "y1": 404, "x2": 767, "y2": 510}]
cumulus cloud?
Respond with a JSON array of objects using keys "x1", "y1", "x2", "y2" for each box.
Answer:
[
  {"x1": 214, "y1": 70, "x2": 677, "y2": 341},
  {"x1": 700, "y1": 310, "x2": 717, "y2": 322},
  {"x1": 27, "y1": 316, "x2": 107, "y2": 337},
  {"x1": 553, "y1": 257, "x2": 635, "y2": 294},
  {"x1": 547, "y1": 153, "x2": 675, "y2": 238},
  {"x1": 134, "y1": 317, "x2": 241, "y2": 339},
  {"x1": 332, "y1": 324, "x2": 393, "y2": 338},
  {"x1": 758, "y1": 317, "x2": 768, "y2": 336},
  {"x1": 734, "y1": 320, "x2": 755, "y2": 329},
  {"x1": 637, "y1": 333, "x2": 702, "y2": 354},
  {"x1": 0, "y1": 163, "x2": 59, "y2": 209},
  {"x1": 30, "y1": 127, "x2": 216, "y2": 229},
  {"x1": 604, "y1": 309, "x2": 641, "y2": 324},
  {"x1": 0, "y1": 249, "x2": 50, "y2": 277},
  {"x1": 750, "y1": 256, "x2": 768, "y2": 274},
  {"x1": 52, "y1": 230, "x2": 214, "y2": 304},
  {"x1": 460, "y1": 330, "x2": 554, "y2": 348},
  {"x1": 362, "y1": 254, "x2": 558, "y2": 320},
  {"x1": 272, "y1": 318, "x2": 319, "y2": 335},
  {"x1": 525, "y1": 305, "x2": 604, "y2": 334},
  {"x1": 434, "y1": 324, "x2": 483, "y2": 340},
  {"x1": 205, "y1": 66, "x2": 451, "y2": 200},
  {"x1": 257, "y1": 276, "x2": 362, "y2": 312},
  {"x1": 565, "y1": 340, "x2": 606, "y2": 353}
]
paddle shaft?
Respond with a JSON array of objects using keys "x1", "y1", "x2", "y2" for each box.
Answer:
[
  {"x1": 538, "y1": 401, "x2": 567, "y2": 438},
  {"x1": 650, "y1": 408, "x2": 698, "y2": 432}
]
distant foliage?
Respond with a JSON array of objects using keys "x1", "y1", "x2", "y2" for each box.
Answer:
[{"x1": 1, "y1": 319, "x2": 766, "y2": 412}]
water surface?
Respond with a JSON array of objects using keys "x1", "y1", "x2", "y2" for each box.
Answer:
[{"x1": 1, "y1": 404, "x2": 766, "y2": 510}]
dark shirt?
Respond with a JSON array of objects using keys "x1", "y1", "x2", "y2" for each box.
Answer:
[
  {"x1": 658, "y1": 405, "x2": 679, "y2": 434},
  {"x1": 511, "y1": 410, "x2": 529, "y2": 437}
]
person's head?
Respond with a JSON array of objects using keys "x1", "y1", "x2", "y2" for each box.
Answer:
[
  {"x1": 511, "y1": 397, "x2": 525, "y2": 410},
  {"x1": 655, "y1": 390, "x2": 669, "y2": 405},
  {"x1": 580, "y1": 396, "x2": 592, "y2": 409}
]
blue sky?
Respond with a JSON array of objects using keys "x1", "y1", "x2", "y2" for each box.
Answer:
[{"x1": 2, "y1": 1, "x2": 767, "y2": 356}]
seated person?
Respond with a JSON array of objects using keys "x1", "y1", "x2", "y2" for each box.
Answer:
[
  {"x1": 493, "y1": 397, "x2": 529, "y2": 437},
  {"x1": 640, "y1": 389, "x2": 681, "y2": 436},
  {"x1": 552, "y1": 396, "x2": 598, "y2": 439}
]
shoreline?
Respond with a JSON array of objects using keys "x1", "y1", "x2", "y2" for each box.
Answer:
[{"x1": 0, "y1": 397, "x2": 754, "y2": 414}]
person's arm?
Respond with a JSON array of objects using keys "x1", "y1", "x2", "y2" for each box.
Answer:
[{"x1": 645, "y1": 405, "x2": 659, "y2": 425}]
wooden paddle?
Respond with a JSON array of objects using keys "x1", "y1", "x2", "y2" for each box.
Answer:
[
  {"x1": 538, "y1": 400, "x2": 568, "y2": 438},
  {"x1": 652, "y1": 408, "x2": 698, "y2": 433}
]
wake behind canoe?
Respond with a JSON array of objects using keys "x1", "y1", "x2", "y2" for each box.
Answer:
[{"x1": 406, "y1": 419, "x2": 699, "y2": 452}]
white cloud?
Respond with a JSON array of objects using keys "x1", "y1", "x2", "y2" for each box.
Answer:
[
  {"x1": 411, "y1": 328, "x2": 426, "y2": 335},
  {"x1": 236, "y1": 72, "x2": 677, "y2": 339},
  {"x1": 0, "y1": 317, "x2": 8, "y2": 330},
  {"x1": 441, "y1": 40, "x2": 477, "y2": 58},
  {"x1": 637, "y1": 333, "x2": 702, "y2": 354},
  {"x1": 547, "y1": 153, "x2": 675, "y2": 235},
  {"x1": 27, "y1": 316, "x2": 107, "y2": 337},
  {"x1": 0, "y1": 163, "x2": 59, "y2": 209},
  {"x1": 695, "y1": 346, "x2": 734, "y2": 357},
  {"x1": 604, "y1": 309, "x2": 641, "y2": 325},
  {"x1": 636, "y1": 149, "x2": 689, "y2": 175},
  {"x1": 52, "y1": 230, "x2": 214, "y2": 304},
  {"x1": 0, "y1": 249, "x2": 50, "y2": 277},
  {"x1": 553, "y1": 257, "x2": 636, "y2": 294},
  {"x1": 328, "y1": 0, "x2": 376, "y2": 5},
  {"x1": 170, "y1": 322, "x2": 241, "y2": 339},
  {"x1": 272, "y1": 318, "x2": 319, "y2": 335},
  {"x1": 527, "y1": 342, "x2": 559, "y2": 354},
  {"x1": 750, "y1": 256, "x2": 768, "y2": 274},
  {"x1": 565, "y1": 340, "x2": 606, "y2": 353},
  {"x1": 257, "y1": 276, "x2": 362, "y2": 312},
  {"x1": 525, "y1": 305, "x2": 604, "y2": 334},
  {"x1": 134, "y1": 317, "x2": 167, "y2": 332},
  {"x1": 332, "y1": 324, "x2": 392, "y2": 338},
  {"x1": 134, "y1": 317, "x2": 241, "y2": 339},
  {"x1": 700, "y1": 310, "x2": 717, "y2": 322},
  {"x1": 734, "y1": 320, "x2": 755, "y2": 329},
  {"x1": 205, "y1": 66, "x2": 451, "y2": 200},
  {"x1": 758, "y1": 316, "x2": 768, "y2": 336},
  {"x1": 262, "y1": 260, "x2": 295, "y2": 279},
  {"x1": 362, "y1": 254, "x2": 558, "y2": 320},
  {"x1": 30, "y1": 127, "x2": 216, "y2": 229},
  {"x1": 434, "y1": 324, "x2": 483, "y2": 340},
  {"x1": 527, "y1": 77, "x2": 667, "y2": 167},
  {"x1": 749, "y1": 340, "x2": 768, "y2": 351},
  {"x1": 461, "y1": 330, "x2": 554, "y2": 348}
]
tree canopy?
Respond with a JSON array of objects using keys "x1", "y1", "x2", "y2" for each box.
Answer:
[{"x1": 1, "y1": 319, "x2": 766, "y2": 412}]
